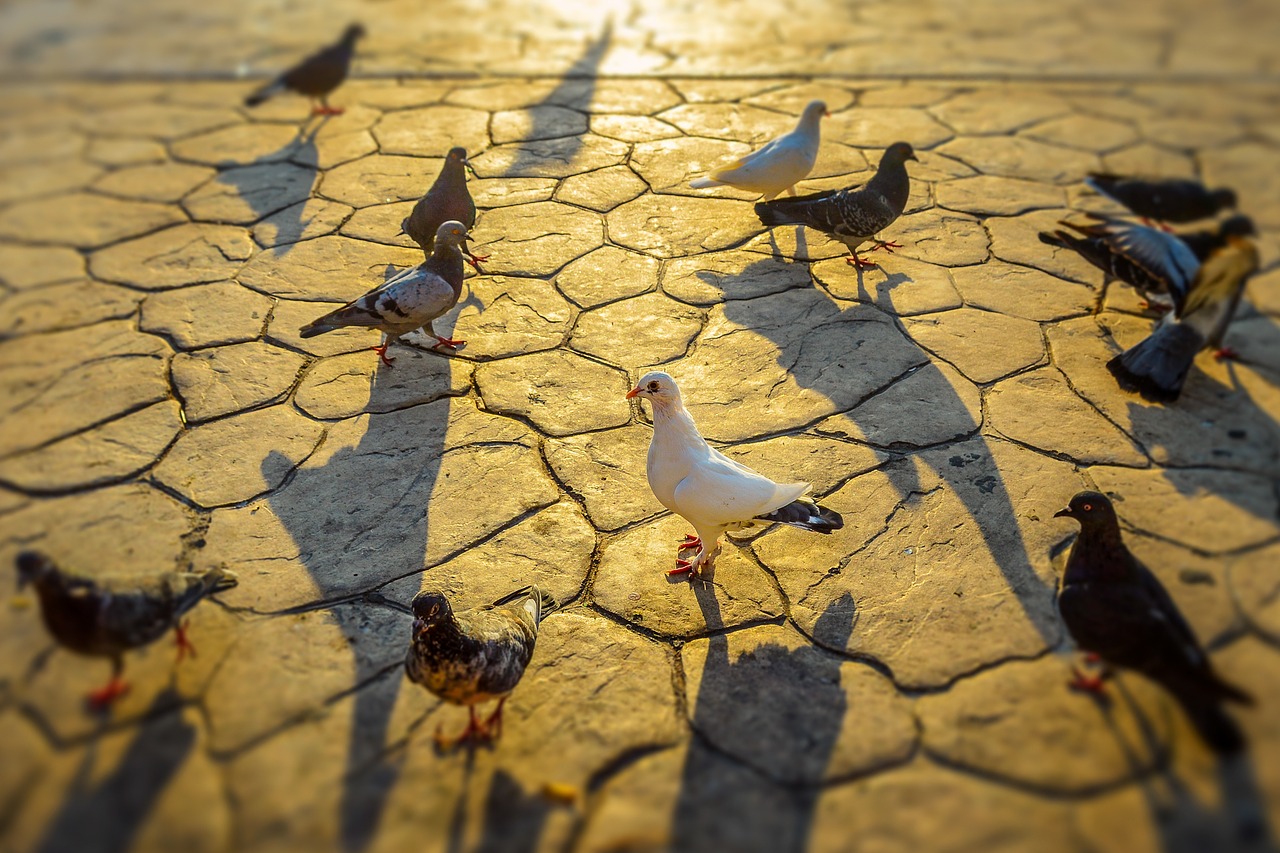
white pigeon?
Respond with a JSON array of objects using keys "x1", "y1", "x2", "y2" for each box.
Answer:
[
  {"x1": 688, "y1": 100, "x2": 829, "y2": 201},
  {"x1": 627, "y1": 371, "x2": 844, "y2": 576}
]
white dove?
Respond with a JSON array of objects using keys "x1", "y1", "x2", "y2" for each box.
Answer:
[
  {"x1": 627, "y1": 371, "x2": 844, "y2": 576},
  {"x1": 689, "y1": 100, "x2": 829, "y2": 201}
]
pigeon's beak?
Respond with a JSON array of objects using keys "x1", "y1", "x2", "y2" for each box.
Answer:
[
  {"x1": 625, "y1": 387, "x2": 642, "y2": 400},
  {"x1": 909, "y1": 152, "x2": 919, "y2": 162},
  {"x1": 464, "y1": 158, "x2": 477, "y2": 179},
  {"x1": 1053, "y1": 507, "x2": 1073, "y2": 519},
  {"x1": 823, "y1": 109, "x2": 831, "y2": 117}
]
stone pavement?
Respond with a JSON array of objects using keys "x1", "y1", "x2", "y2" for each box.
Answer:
[{"x1": 1, "y1": 2, "x2": 1280, "y2": 851}]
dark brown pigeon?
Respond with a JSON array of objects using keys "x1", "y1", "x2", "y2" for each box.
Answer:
[
  {"x1": 1085, "y1": 173, "x2": 1236, "y2": 227},
  {"x1": 1054, "y1": 492, "x2": 1252, "y2": 754},
  {"x1": 400, "y1": 147, "x2": 486, "y2": 270},
  {"x1": 754, "y1": 141, "x2": 917, "y2": 269},
  {"x1": 299, "y1": 220, "x2": 468, "y2": 365},
  {"x1": 1107, "y1": 234, "x2": 1258, "y2": 401},
  {"x1": 244, "y1": 24, "x2": 365, "y2": 116},
  {"x1": 404, "y1": 585, "x2": 557, "y2": 749},
  {"x1": 16, "y1": 551, "x2": 237, "y2": 710}
]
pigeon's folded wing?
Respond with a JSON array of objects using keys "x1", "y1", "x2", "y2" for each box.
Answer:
[
  {"x1": 674, "y1": 449, "x2": 809, "y2": 526},
  {"x1": 1105, "y1": 221, "x2": 1200, "y2": 308}
]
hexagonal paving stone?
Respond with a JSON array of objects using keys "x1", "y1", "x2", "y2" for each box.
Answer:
[
  {"x1": 825, "y1": 107, "x2": 955, "y2": 149},
  {"x1": 0, "y1": 280, "x2": 140, "y2": 336},
  {"x1": 928, "y1": 89, "x2": 1070, "y2": 134},
  {"x1": 318, "y1": 154, "x2": 447, "y2": 208},
  {"x1": 92, "y1": 161, "x2": 215, "y2": 203},
  {"x1": 171, "y1": 340, "x2": 306, "y2": 423},
  {"x1": 950, "y1": 260, "x2": 1094, "y2": 322},
  {"x1": 183, "y1": 161, "x2": 318, "y2": 225},
  {"x1": 0, "y1": 244, "x2": 84, "y2": 290},
  {"x1": 294, "y1": 349, "x2": 468, "y2": 420},
  {"x1": 555, "y1": 165, "x2": 648, "y2": 212},
  {"x1": 609, "y1": 195, "x2": 763, "y2": 259},
  {"x1": 814, "y1": 362, "x2": 981, "y2": 448},
  {"x1": 0, "y1": 191, "x2": 185, "y2": 249},
  {"x1": 902, "y1": 307, "x2": 1044, "y2": 384},
  {"x1": 467, "y1": 201, "x2": 603, "y2": 276},
  {"x1": 475, "y1": 350, "x2": 630, "y2": 437},
  {"x1": 571, "y1": 291, "x2": 703, "y2": 369},
  {"x1": 812, "y1": 255, "x2": 964, "y2": 316},
  {"x1": 469, "y1": 134, "x2": 629, "y2": 179},
  {"x1": 938, "y1": 136, "x2": 1101, "y2": 184},
  {"x1": 664, "y1": 249, "x2": 812, "y2": 306},
  {"x1": 91, "y1": 223, "x2": 254, "y2": 289},
  {"x1": 373, "y1": 106, "x2": 491, "y2": 156},
  {"x1": 556, "y1": 245, "x2": 660, "y2": 308},
  {"x1": 237, "y1": 235, "x2": 423, "y2": 302},
  {"x1": 445, "y1": 275, "x2": 576, "y2": 360},
  {"x1": 935, "y1": 174, "x2": 1065, "y2": 216}
]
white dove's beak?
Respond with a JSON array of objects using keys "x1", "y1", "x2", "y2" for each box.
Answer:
[{"x1": 625, "y1": 387, "x2": 641, "y2": 400}]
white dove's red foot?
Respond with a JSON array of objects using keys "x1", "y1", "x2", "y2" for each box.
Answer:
[
  {"x1": 679, "y1": 534, "x2": 701, "y2": 550},
  {"x1": 1213, "y1": 347, "x2": 1239, "y2": 361},
  {"x1": 371, "y1": 343, "x2": 395, "y2": 366},
  {"x1": 174, "y1": 620, "x2": 197, "y2": 663}
]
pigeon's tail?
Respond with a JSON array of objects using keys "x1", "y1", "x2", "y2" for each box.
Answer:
[
  {"x1": 244, "y1": 79, "x2": 285, "y2": 107},
  {"x1": 490, "y1": 585, "x2": 559, "y2": 624},
  {"x1": 297, "y1": 320, "x2": 337, "y2": 339},
  {"x1": 1179, "y1": 693, "x2": 1248, "y2": 755},
  {"x1": 689, "y1": 176, "x2": 722, "y2": 189},
  {"x1": 754, "y1": 201, "x2": 805, "y2": 228},
  {"x1": 1106, "y1": 322, "x2": 1203, "y2": 403},
  {"x1": 201, "y1": 566, "x2": 240, "y2": 595},
  {"x1": 756, "y1": 498, "x2": 844, "y2": 534},
  {"x1": 1038, "y1": 230, "x2": 1080, "y2": 252}
]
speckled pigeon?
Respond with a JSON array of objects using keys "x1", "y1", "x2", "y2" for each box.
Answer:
[
  {"x1": 1085, "y1": 173, "x2": 1237, "y2": 227},
  {"x1": 400, "y1": 147, "x2": 487, "y2": 271},
  {"x1": 627, "y1": 371, "x2": 843, "y2": 576},
  {"x1": 16, "y1": 551, "x2": 237, "y2": 710},
  {"x1": 298, "y1": 220, "x2": 468, "y2": 365},
  {"x1": 1054, "y1": 491, "x2": 1252, "y2": 754},
  {"x1": 244, "y1": 24, "x2": 365, "y2": 116},
  {"x1": 690, "y1": 100, "x2": 829, "y2": 200},
  {"x1": 1107, "y1": 234, "x2": 1259, "y2": 402},
  {"x1": 404, "y1": 585, "x2": 557, "y2": 749},
  {"x1": 754, "y1": 141, "x2": 918, "y2": 269}
]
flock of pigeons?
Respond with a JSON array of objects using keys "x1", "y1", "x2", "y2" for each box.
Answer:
[{"x1": 13, "y1": 26, "x2": 1260, "y2": 756}]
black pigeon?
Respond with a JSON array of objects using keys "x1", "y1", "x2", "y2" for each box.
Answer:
[
  {"x1": 1085, "y1": 173, "x2": 1237, "y2": 226},
  {"x1": 1107, "y1": 234, "x2": 1259, "y2": 402},
  {"x1": 16, "y1": 551, "x2": 237, "y2": 710},
  {"x1": 244, "y1": 24, "x2": 365, "y2": 116},
  {"x1": 404, "y1": 585, "x2": 558, "y2": 749},
  {"x1": 1053, "y1": 491, "x2": 1252, "y2": 754},
  {"x1": 400, "y1": 147, "x2": 486, "y2": 270},
  {"x1": 299, "y1": 220, "x2": 469, "y2": 365},
  {"x1": 754, "y1": 141, "x2": 918, "y2": 269}
]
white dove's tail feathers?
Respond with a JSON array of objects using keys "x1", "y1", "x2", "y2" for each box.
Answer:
[
  {"x1": 756, "y1": 498, "x2": 843, "y2": 533},
  {"x1": 689, "y1": 176, "x2": 722, "y2": 189},
  {"x1": 1106, "y1": 322, "x2": 1202, "y2": 402}
]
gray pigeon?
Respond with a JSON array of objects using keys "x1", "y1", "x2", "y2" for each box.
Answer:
[
  {"x1": 1107, "y1": 234, "x2": 1259, "y2": 402},
  {"x1": 400, "y1": 147, "x2": 486, "y2": 271},
  {"x1": 244, "y1": 24, "x2": 365, "y2": 116},
  {"x1": 404, "y1": 585, "x2": 558, "y2": 749},
  {"x1": 754, "y1": 141, "x2": 918, "y2": 268},
  {"x1": 298, "y1": 220, "x2": 469, "y2": 365},
  {"x1": 1084, "y1": 174, "x2": 1237, "y2": 227},
  {"x1": 16, "y1": 551, "x2": 237, "y2": 710},
  {"x1": 1054, "y1": 491, "x2": 1252, "y2": 754}
]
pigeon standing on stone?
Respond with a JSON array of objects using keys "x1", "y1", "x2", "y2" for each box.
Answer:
[
  {"x1": 627, "y1": 372, "x2": 843, "y2": 576},
  {"x1": 298, "y1": 220, "x2": 469, "y2": 365},
  {"x1": 754, "y1": 141, "x2": 918, "y2": 269},
  {"x1": 400, "y1": 147, "x2": 488, "y2": 271},
  {"x1": 1107, "y1": 234, "x2": 1259, "y2": 401},
  {"x1": 689, "y1": 100, "x2": 829, "y2": 200},
  {"x1": 15, "y1": 551, "x2": 237, "y2": 710},
  {"x1": 404, "y1": 585, "x2": 557, "y2": 749},
  {"x1": 1053, "y1": 491, "x2": 1252, "y2": 754},
  {"x1": 244, "y1": 24, "x2": 365, "y2": 116},
  {"x1": 1084, "y1": 173, "x2": 1237, "y2": 228}
]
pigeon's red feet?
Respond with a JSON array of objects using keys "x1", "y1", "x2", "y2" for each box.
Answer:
[
  {"x1": 435, "y1": 704, "x2": 499, "y2": 750},
  {"x1": 466, "y1": 251, "x2": 490, "y2": 272},
  {"x1": 1213, "y1": 346, "x2": 1239, "y2": 361},
  {"x1": 371, "y1": 343, "x2": 395, "y2": 366},
  {"x1": 174, "y1": 620, "x2": 197, "y2": 663},
  {"x1": 1084, "y1": 652, "x2": 1101, "y2": 664},
  {"x1": 311, "y1": 105, "x2": 345, "y2": 116},
  {"x1": 86, "y1": 677, "x2": 130, "y2": 711},
  {"x1": 667, "y1": 557, "x2": 694, "y2": 576},
  {"x1": 1068, "y1": 667, "x2": 1108, "y2": 696},
  {"x1": 431, "y1": 335, "x2": 466, "y2": 351},
  {"x1": 871, "y1": 240, "x2": 903, "y2": 253},
  {"x1": 482, "y1": 698, "x2": 505, "y2": 740},
  {"x1": 679, "y1": 534, "x2": 702, "y2": 550},
  {"x1": 846, "y1": 255, "x2": 879, "y2": 269}
]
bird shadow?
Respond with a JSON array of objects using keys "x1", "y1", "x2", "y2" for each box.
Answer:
[
  {"x1": 670, "y1": 592, "x2": 856, "y2": 851},
  {"x1": 33, "y1": 689, "x2": 194, "y2": 853},
  {"x1": 261, "y1": 368, "x2": 459, "y2": 852}
]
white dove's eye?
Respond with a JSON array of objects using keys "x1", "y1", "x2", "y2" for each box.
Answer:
[{"x1": 648, "y1": 381, "x2": 660, "y2": 392}]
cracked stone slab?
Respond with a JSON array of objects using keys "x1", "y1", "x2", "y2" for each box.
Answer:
[
  {"x1": 439, "y1": 276, "x2": 575, "y2": 360},
  {"x1": 918, "y1": 656, "x2": 1171, "y2": 793},
  {"x1": 183, "y1": 161, "x2": 318, "y2": 225},
  {"x1": 140, "y1": 280, "x2": 271, "y2": 349},
  {"x1": 492, "y1": 105, "x2": 588, "y2": 144},
  {"x1": 194, "y1": 401, "x2": 552, "y2": 611},
  {"x1": 318, "y1": 155, "x2": 448, "y2": 209},
  {"x1": 950, "y1": 259, "x2": 1095, "y2": 322},
  {"x1": 721, "y1": 433, "x2": 888, "y2": 498},
  {"x1": 544, "y1": 425, "x2": 663, "y2": 532},
  {"x1": 0, "y1": 400, "x2": 181, "y2": 492},
  {"x1": 469, "y1": 134, "x2": 630, "y2": 179},
  {"x1": 153, "y1": 405, "x2": 325, "y2": 508},
  {"x1": 608, "y1": 195, "x2": 763, "y2": 258},
  {"x1": 814, "y1": 362, "x2": 981, "y2": 449},
  {"x1": 172, "y1": 340, "x2": 305, "y2": 424},
  {"x1": 589, "y1": 113, "x2": 682, "y2": 143},
  {"x1": 935, "y1": 174, "x2": 1065, "y2": 216},
  {"x1": 0, "y1": 191, "x2": 185, "y2": 249},
  {"x1": 880, "y1": 209, "x2": 990, "y2": 268},
  {"x1": 338, "y1": 201, "x2": 420, "y2": 249},
  {"x1": 1086, "y1": 466, "x2": 1280, "y2": 555},
  {"x1": 0, "y1": 321, "x2": 170, "y2": 457},
  {"x1": 1022, "y1": 113, "x2": 1138, "y2": 152},
  {"x1": 902, "y1": 307, "x2": 1044, "y2": 384},
  {"x1": 629, "y1": 136, "x2": 755, "y2": 198},
  {"x1": 593, "y1": 514, "x2": 785, "y2": 638},
  {"x1": 92, "y1": 161, "x2": 215, "y2": 203},
  {"x1": 475, "y1": 350, "x2": 630, "y2": 437},
  {"x1": 91, "y1": 223, "x2": 255, "y2": 290},
  {"x1": 87, "y1": 136, "x2": 167, "y2": 167},
  {"x1": 825, "y1": 107, "x2": 955, "y2": 150},
  {"x1": 683, "y1": 623, "x2": 917, "y2": 785},
  {"x1": 986, "y1": 208, "x2": 1109, "y2": 284},
  {"x1": 663, "y1": 250, "x2": 811, "y2": 307},
  {"x1": 294, "y1": 349, "x2": 469, "y2": 420},
  {"x1": 0, "y1": 244, "x2": 84, "y2": 290},
  {"x1": 467, "y1": 201, "x2": 604, "y2": 276},
  {"x1": 168, "y1": 121, "x2": 303, "y2": 165},
  {"x1": 658, "y1": 103, "x2": 807, "y2": 144},
  {"x1": 938, "y1": 135, "x2": 1101, "y2": 184},
  {"x1": 0, "y1": 279, "x2": 140, "y2": 336},
  {"x1": 0, "y1": 159, "x2": 102, "y2": 206},
  {"x1": 267, "y1": 298, "x2": 377, "y2": 358},
  {"x1": 555, "y1": 245, "x2": 659, "y2": 309},
  {"x1": 755, "y1": 439, "x2": 1077, "y2": 688},
  {"x1": 571, "y1": 291, "x2": 703, "y2": 369},
  {"x1": 555, "y1": 165, "x2": 648, "y2": 212},
  {"x1": 928, "y1": 89, "x2": 1071, "y2": 135},
  {"x1": 1229, "y1": 542, "x2": 1280, "y2": 644},
  {"x1": 373, "y1": 105, "x2": 491, "y2": 156},
  {"x1": 812, "y1": 255, "x2": 964, "y2": 316},
  {"x1": 986, "y1": 366, "x2": 1148, "y2": 466},
  {"x1": 236, "y1": 235, "x2": 423, "y2": 302},
  {"x1": 661, "y1": 289, "x2": 928, "y2": 443},
  {"x1": 470, "y1": 176, "x2": 559, "y2": 209},
  {"x1": 85, "y1": 102, "x2": 240, "y2": 139}
]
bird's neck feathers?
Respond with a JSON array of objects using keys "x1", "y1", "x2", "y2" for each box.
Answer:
[
  {"x1": 438, "y1": 159, "x2": 468, "y2": 188},
  {"x1": 868, "y1": 156, "x2": 910, "y2": 212},
  {"x1": 650, "y1": 396, "x2": 706, "y2": 450},
  {"x1": 795, "y1": 108, "x2": 823, "y2": 137},
  {"x1": 1065, "y1": 521, "x2": 1131, "y2": 582},
  {"x1": 427, "y1": 242, "x2": 465, "y2": 292}
]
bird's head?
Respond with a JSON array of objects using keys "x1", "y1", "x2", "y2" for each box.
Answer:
[
  {"x1": 15, "y1": 550, "x2": 55, "y2": 591},
  {"x1": 1211, "y1": 188, "x2": 1238, "y2": 212},
  {"x1": 343, "y1": 23, "x2": 367, "y2": 42},
  {"x1": 411, "y1": 590, "x2": 453, "y2": 626},
  {"x1": 626, "y1": 371, "x2": 682, "y2": 407},
  {"x1": 434, "y1": 220, "x2": 469, "y2": 248},
  {"x1": 803, "y1": 99, "x2": 830, "y2": 120},
  {"x1": 1219, "y1": 214, "x2": 1255, "y2": 238},
  {"x1": 1053, "y1": 490, "x2": 1118, "y2": 530},
  {"x1": 882, "y1": 141, "x2": 919, "y2": 165}
]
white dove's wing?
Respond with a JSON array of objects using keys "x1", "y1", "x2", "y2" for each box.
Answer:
[{"x1": 673, "y1": 447, "x2": 810, "y2": 527}]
